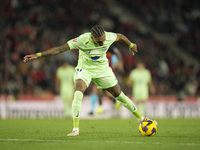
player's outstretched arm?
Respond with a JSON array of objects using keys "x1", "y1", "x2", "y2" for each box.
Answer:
[
  {"x1": 117, "y1": 34, "x2": 138, "y2": 55},
  {"x1": 23, "y1": 43, "x2": 70, "y2": 63}
]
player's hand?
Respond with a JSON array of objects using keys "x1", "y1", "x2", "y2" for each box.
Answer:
[
  {"x1": 23, "y1": 54, "x2": 38, "y2": 63},
  {"x1": 129, "y1": 44, "x2": 138, "y2": 55}
]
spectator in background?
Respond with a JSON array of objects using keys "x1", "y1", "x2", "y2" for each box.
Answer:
[
  {"x1": 127, "y1": 62, "x2": 155, "y2": 116},
  {"x1": 56, "y1": 60, "x2": 75, "y2": 118},
  {"x1": 1, "y1": 0, "x2": 200, "y2": 97}
]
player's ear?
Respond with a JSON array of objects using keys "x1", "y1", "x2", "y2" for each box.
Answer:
[{"x1": 91, "y1": 35, "x2": 95, "y2": 43}]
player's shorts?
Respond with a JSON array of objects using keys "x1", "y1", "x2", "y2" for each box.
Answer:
[{"x1": 74, "y1": 65, "x2": 118, "y2": 89}]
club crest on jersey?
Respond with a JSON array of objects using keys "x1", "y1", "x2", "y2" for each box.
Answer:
[{"x1": 102, "y1": 46, "x2": 107, "y2": 51}]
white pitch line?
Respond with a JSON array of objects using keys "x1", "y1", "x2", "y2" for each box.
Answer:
[
  {"x1": 0, "y1": 139, "x2": 63, "y2": 142},
  {"x1": 0, "y1": 139, "x2": 200, "y2": 146}
]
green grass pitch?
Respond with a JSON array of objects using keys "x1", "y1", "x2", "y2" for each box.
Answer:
[{"x1": 0, "y1": 118, "x2": 200, "y2": 150}]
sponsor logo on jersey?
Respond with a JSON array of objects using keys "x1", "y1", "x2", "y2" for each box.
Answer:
[
  {"x1": 72, "y1": 39, "x2": 78, "y2": 43},
  {"x1": 91, "y1": 56, "x2": 100, "y2": 60}
]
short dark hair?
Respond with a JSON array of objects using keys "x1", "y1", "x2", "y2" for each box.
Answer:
[{"x1": 91, "y1": 25, "x2": 105, "y2": 38}]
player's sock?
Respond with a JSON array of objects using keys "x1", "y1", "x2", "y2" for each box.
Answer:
[
  {"x1": 73, "y1": 118, "x2": 80, "y2": 128},
  {"x1": 90, "y1": 94, "x2": 98, "y2": 113},
  {"x1": 72, "y1": 91, "x2": 83, "y2": 129},
  {"x1": 116, "y1": 92, "x2": 142, "y2": 119}
]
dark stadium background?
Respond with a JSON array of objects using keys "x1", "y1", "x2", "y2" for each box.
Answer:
[{"x1": 0, "y1": 0, "x2": 200, "y2": 116}]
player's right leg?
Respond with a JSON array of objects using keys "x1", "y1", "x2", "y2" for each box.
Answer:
[
  {"x1": 67, "y1": 66, "x2": 92, "y2": 136},
  {"x1": 67, "y1": 79, "x2": 87, "y2": 136}
]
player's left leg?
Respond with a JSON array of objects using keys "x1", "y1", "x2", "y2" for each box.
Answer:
[
  {"x1": 93, "y1": 67, "x2": 144, "y2": 122},
  {"x1": 94, "y1": 67, "x2": 156, "y2": 124},
  {"x1": 106, "y1": 84, "x2": 157, "y2": 124},
  {"x1": 104, "y1": 90, "x2": 121, "y2": 111},
  {"x1": 105, "y1": 83, "x2": 145, "y2": 122}
]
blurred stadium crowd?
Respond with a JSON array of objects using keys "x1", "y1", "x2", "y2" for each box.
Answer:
[{"x1": 0, "y1": 0, "x2": 200, "y2": 100}]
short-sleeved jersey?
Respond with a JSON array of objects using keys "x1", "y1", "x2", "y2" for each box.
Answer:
[
  {"x1": 129, "y1": 68, "x2": 152, "y2": 101},
  {"x1": 67, "y1": 32, "x2": 117, "y2": 69},
  {"x1": 56, "y1": 65, "x2": 75, "y2": 97}
]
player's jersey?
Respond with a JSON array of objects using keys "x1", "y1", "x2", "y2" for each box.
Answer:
[
  {"x1": 67, "y1": 32, "x2": 117, "y2": 69},
  {"x1": 56, "y1": 65, "x2": 75, "y2": 98},
  {"x1": 129, "y1": 68, "x2": 151, "y2": 101}
]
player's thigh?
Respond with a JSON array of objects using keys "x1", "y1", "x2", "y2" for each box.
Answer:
[
  {"x1": 105, "y1": 83, "x2": 121, "y2": 98},
  {"x1": 74, "y1": 67, "x2": 92, "y2": 92},
  {"x1": 93, "y1": 67, "x2": 118, "y2": 89},
  {"x1": 104, "y1": 90, "x2": 114, "y2": 99}
]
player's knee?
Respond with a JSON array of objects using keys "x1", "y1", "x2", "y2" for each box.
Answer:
[{"x1": 75, "y1": 79, "x2": 87, "y2": 93}]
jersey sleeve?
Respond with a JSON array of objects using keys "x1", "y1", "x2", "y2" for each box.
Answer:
[
  {"x1": 106, "y1": 32, "x2": 118, "y2": 43},
  {"x1": 67, "y1": 34, "x2": 86, "y2": 50},
  {"x1": 67, "y1": 37, "x2": 80, "y2": 50}
]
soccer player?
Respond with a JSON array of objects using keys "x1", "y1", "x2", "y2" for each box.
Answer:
[
  {"x1": 128, "y1": 62, "x2": 155, "y2": 116},
  {"x1": 23, "y1": 25, "x2": 157, "y2": 136},
  {"x1": 56, "y1": 60, "x2": 75, "y2": 118}
]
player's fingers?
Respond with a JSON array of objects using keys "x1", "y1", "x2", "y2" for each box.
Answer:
[
  {"x1": 23, "y1": 57, "x2": 30, "y2": 62},
  {"x1": 23, "y1": 58, "x2": 28, "y2": 63},
  {"x1": 134, "y1": 45, "x2": 138, "y2": 52},
  {"x1": 28, "y1": 57, "x2": 36, "y2": 61},
  {"x1": 23, "y1": 56, "x2": 34, "y2": 63},
  {"x1": 23, "y1": 55, "x2": 31, "y2": 59}
]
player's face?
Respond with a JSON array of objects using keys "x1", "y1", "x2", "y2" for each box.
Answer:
[{"x1": 92, "y1": 34, "x2": 105, "y2": 46}]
